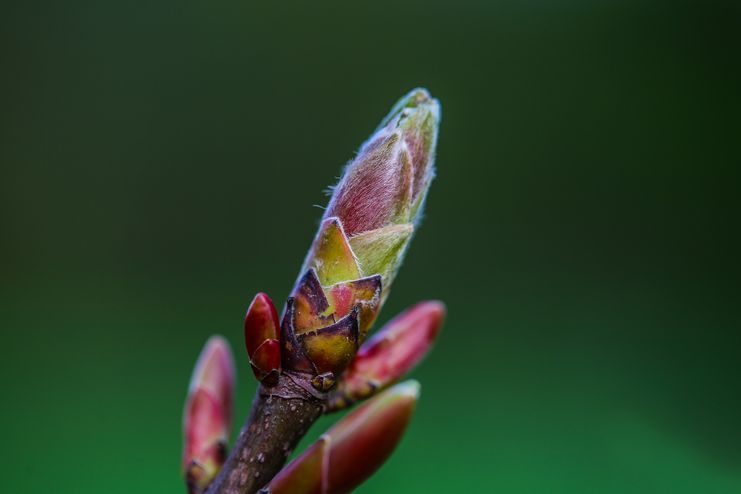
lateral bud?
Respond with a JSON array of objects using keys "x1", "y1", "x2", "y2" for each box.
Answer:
[
  {"x1": 327, "y1": 301, "x2": 444, "y2": 411},
  {"x1": 182, "y1": 336, "x2": 235, "y2": 494},
  {"x1": 262, "y1": 381, "x2": 420, "y2": 494},
  {"x1": 244, "y1": 293, "x2": 281, "y2": 386}
]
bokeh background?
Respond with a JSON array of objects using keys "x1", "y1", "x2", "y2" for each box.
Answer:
[{"x1": 2, "y1": 0, "x2": 740, "y2": 492}]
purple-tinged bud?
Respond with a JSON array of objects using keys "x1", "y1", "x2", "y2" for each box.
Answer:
[
  {"x1": 327, "y1": 301, "x2": 444, "y2": 411},
  {"x1": 280, "y1": 89, "x2": 441, "y2": 389},
  {"x1": 263, "y1": 381, "x2": 420, "y2": 494},
  {"x1": 325, "y1": 131, "x2": 413, "y2": 237},
  {"x1": 183, "y1": 336, "x2": 235, "y2": 494},
  {"x1": 325, "y1": 88, "x2": 439, "y2": 236}
]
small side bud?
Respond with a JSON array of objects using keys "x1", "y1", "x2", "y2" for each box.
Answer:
[
  {"x1": 183, "y1": 336, "x2": 235, "y2": 494},
  {"x1": 327, "y1": 301, "x2": 444, "y2": 411},
  {"x1": 311, "y1": 371, "x2": 337, "y2": 392},
  {"x1": 264, "y1": 381, "x2": 420, "y2": 494},
  {"x1": 244, "y1": 293, "x2": 281, "y2": 386}
]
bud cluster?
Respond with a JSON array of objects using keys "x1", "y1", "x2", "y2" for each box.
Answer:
[
  {"x1": 183, "y1": 89, "x2": 445, "y2": 494},
  {"x1": 244, "y1": 89, "x2": 441, "y2": 391}
]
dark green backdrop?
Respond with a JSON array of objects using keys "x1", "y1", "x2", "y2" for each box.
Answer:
[{"x1": 2, "y1": 0, "x2": 740, "y2": 492}]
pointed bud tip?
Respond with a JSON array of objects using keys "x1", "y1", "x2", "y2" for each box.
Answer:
[
  {"x1": 413, "y1": 300, "x2": 445, "y2": 339},
  {"x1": 415, "y1": 300, "x2": 446, "y2": 321},
  {"x1": 204, "y1": 335, "x2": 231, "y2": 359},
  {"x1": 389, "y1": 379, "x2": 421, "y2": 401},
  {"x1": 252, "y1": 292, "x2": 271, "y2": 308},
  {"x1": 326, "y1": 88, "x2": 440, "y2": 237},
  {"x1": 244, "y1": 292, "x2": 282, "y2": 384},
  {"x1": 379, "y1": 88, "x2": 440, "y2": 129},
  {"x1": 244, "y1": 292, "x2": 280, "y2": 346},
  {"x1": 183, "y1": 336, "x2": 235, "y2": 490},
  {"x1": 409, "y1": 87, "x2": 432, "y2": 103},
  {"x1": 191, "y1": 335, "x2": 235, "y2": 394},
  {"x1": 246, "y1": 293, "x2": 279, "y2": 324}
]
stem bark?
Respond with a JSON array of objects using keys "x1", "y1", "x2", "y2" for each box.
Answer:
[{"x1": 205, "y1": 373, "x2": 325, "y2": 494}]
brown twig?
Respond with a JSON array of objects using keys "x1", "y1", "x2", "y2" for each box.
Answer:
[{"x1": 205, "y1": 373, "x2": 325, "y2": 494}]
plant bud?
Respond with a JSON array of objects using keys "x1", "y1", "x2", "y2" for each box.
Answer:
[
  {"x1": 263, "y1": 381, "x2": 420, "y2": 494},
  {"x1": 280, "y1": 89, "x2": 440, "y2": 388},
  {"x1": 182, "y1": 336, "x2": 235, "y2": 494},
  {"x1": 327, "y1": 301, "x2": 444, "y2": 411},
  {"x1": 325, "y1": 88, "x2": 439, "y2": 238},
  {"x1": 244, "y1": 293, "x2": 281, "y2": 386}
]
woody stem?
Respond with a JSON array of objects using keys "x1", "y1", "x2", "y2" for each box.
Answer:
[{"x1": 205, "y1": 373, "x2": 325, "y2": 494}]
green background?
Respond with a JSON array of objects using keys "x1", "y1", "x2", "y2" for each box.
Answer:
[{"x1": 2, "y1": 0, "x2": 740, "y2": 492}]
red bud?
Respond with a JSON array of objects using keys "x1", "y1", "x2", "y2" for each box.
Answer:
[
  {"x1": 244, "y1": 293, "x2": 281, "y2": 386},
  {"x1": 328, "y1": 301, "x2": 444, "y2": 411}
]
